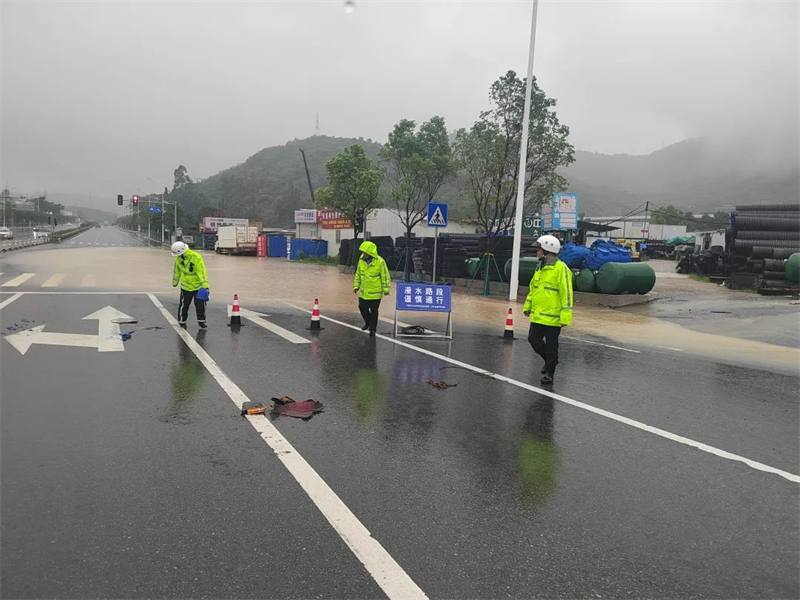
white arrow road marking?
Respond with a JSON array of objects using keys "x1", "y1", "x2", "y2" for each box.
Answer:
[
  {"x1": 4, "y1": 306, "x2": 133, "y2": 355},
  {"x1": 1, "y1": 273, "x2": 36, "y2": 287},
  {"x1": 83, "y1": 306, "x2": 134, "y2": 352},
  {"x1": 5, "y1": 325, "x2": 98, "y2": 355},
  {"x1": 238, "y1": 307, "x2": 310, "y2": 344}
]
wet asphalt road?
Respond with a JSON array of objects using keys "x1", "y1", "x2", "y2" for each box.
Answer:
[{"x1": 1, "y1": 290, "x2": 797, "y2": 599}]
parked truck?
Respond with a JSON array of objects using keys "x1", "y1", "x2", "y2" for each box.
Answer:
[{"x1": 215, "y1": 225, "x2": 259, "y2": 255}]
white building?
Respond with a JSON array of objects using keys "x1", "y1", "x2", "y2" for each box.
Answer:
[
  {"x1": 295, "y1": 208, "x2": 479, "y2": 257},
  {"x1": 581, "y1": 216, "x2": 687, "y2": 241}
]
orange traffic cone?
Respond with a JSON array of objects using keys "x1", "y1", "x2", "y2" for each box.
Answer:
[
  {"x1": 307, "y1": 298, "x2": 324, "y2": 331},
  {"x1": 228, "y1": 294, "x2": 243, "y2": 327},
  {"x1": 502, "y1": 307, "x2": 516, "y2": 340}
]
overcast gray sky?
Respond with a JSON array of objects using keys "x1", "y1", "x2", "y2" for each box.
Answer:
[{"x1": 2, "y1": 0, "x2": 797, "y2": 208}]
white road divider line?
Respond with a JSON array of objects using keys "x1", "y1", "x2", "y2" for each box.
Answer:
[
  {"x1": 1, "y1": 273, "x2": 36, "y2": 287},
  {"x1": 657, "y1": 346, "x2": 685, "y2": 352},
  {"x1": 0, "y1": 293, "x2": 23, "y2": 310},
  {"x1": 42, "y1": 273, "x2": 67, "y2": 288},
  {"x1": 236, "y1": 307, "x2": 310, "y2": 344},
  {"x1": 284, "y1": 301, "x2": 800, "y2": 485},
  {"x1": 148, "y1": 293, "x2": 426, "y2": 599},
  {"x1": 561, "y1": 335, "x2": 640, "y2": 354}
]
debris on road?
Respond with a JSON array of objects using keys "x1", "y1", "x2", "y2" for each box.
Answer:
[
  {"x1": 241, "y1": 402, "x2": 268, "y2": 416},
  {"x1": 118, "y1": 325, "x2": 164, "y2": 341},
  {"x1": 427, "y1": 380, "x2": 458, "y2": 389},
  {"x1": 112, "y1": 318, "x2": 139, "y2": 324},
  {"x1": 120, "y1": 332, "x2": 132, "y2": 341},
  {"x1": 270, "y1": 396, "x2": 324, "y2": 420}
]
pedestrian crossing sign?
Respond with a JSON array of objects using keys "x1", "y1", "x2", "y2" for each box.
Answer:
[{"x1": 427, "y1": 203, "x2": 448, "y2": 228}]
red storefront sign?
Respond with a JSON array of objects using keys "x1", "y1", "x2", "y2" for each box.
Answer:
[{"x1": 318, "y1": 210, "x2": 353, "y2": 229}]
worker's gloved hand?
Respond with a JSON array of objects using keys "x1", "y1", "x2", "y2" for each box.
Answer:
[
  {"x1": 353, "y1": 289, "x2": 359, "y2": 295},
  {"x1": 523, "y1": 311, "x2": 530, "y2": 316},
  {"x1": 384, "y1": 292, "x2": 389, "y2": 296},
  {"x1": 173, "y1": 283, "x2": 178, "y2": 288}
]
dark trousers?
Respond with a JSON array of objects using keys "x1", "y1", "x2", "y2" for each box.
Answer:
[
  {"x1": 528, "y1": 323, "x2": 561, "y2": 375},
  {"x1": 178, "y1": 289, "x2": 207, "y2": 324},
  {"x1": 358, "y1": 298, "x2": 381, "y2": 333}
]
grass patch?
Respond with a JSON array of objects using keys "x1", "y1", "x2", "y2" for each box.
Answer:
[
  {"x1": 689, "y1": 274, "x2": 712, "y2": 283},
  {"x1": 295, "y1": 252, "x2": 339, "y2": 266}
]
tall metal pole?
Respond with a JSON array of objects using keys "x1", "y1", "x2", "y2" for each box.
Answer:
[
  {"x1": 161, "y1": 193, "x2": 165, "y2": 245},
  {"x1": 508, "y1": 0, "x2": 540, "y2": 304},
  {"x1": 432, "y1": 227, "x2": 439, "y2": 284}
]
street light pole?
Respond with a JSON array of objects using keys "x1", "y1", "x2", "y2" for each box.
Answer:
[{"x1": 508, "y1": 0, "x2": 540, "y2": 304}]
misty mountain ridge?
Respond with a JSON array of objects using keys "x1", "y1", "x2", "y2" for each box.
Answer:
[{"x1": 186, "y1": 134, "x2": 797, "y2": 225}]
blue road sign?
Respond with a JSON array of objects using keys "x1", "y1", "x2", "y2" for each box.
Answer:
[
  {"x1": 427, "y1": 202, "x2": 448, "y2": 228},
  {"x1": 148, "y1": 206, "x2": 162, "y2": 214},
  {"x1": 396, "y1": 283, "x2": 451, "y2": 312}
]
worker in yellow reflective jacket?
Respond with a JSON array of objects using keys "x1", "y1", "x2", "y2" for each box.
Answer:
[
  {"x1": 171, "y1": 241, "x2": 210, "y2": 329},
  {"x1": 353, "y1": 240, "x2": 391, "y2": 337},
  {"x1": 523, "y1": 235, "x2": 573, "y2": 385}
]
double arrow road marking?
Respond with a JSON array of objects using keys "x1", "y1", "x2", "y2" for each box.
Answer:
[{"x1": 4, "y1": 307, "x2": 134, "y2": 355}]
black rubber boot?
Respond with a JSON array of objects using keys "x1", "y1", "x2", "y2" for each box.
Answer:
[
  {"x1": 540, "y1": 374, "x2": 554, "y2": 385},
  {"x1": 361, "y1": 323, "x2": 370, "y2": 331},
  {"x1": 198, "y1": 322, "x2": 207, "y2": 329},
  {"x1": 541, "y1": 365, "x2": 548, "y2": 375}
]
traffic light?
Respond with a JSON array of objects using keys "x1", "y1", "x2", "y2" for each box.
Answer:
[
  {"x1": 132, "y1": 195, "x2": 139, "y2": 206},
  {"x1": 355, "y1": 208, "x2": 365, "y2": 233},
  {"x1": 48, "y1": 216, "x2": 51, "y2": 225},
  {"x1": 117, "y1": 194, "x2": 123, "y2": 206},
  {"x1": 54, "y1": 219, "x2": 58, "y2": 227}
]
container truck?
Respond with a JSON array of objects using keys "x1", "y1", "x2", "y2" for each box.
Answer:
[{"x1": 215, "y1": 225, "x2": 259, "y2": 255}]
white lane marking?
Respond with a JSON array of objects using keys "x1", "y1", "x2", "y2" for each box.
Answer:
[
  {"x1": 0, "y1": 291, "x2": 162, "y2": 295},
  {"x1": 148, "y1": 293, "x2": 426, "y2": 599},
  {"x1": 237, "y1": 307, "x2": 310, "y2": 344},
  {"x1": 284, "y1": 302, "x2": 800, "y2": 485},
  {"x1": 42, "y1": 273, "x2": 67, "y2": 287},
  {"x1": 657, "y1": 346, "x2": 685, "y2": 352},
  {"x1": 1, "y1": 273, "x2": 36, "y2": 287},
  {"x1": 379, "y1": 315, "x2": 412, "y2": 328},
  {"x1": 80, "y1": 275, "x2": 97, "y2": 287},
  {"x1": 561, "y1": 335, "x2": 640, "y2": 354},
  {"x1": 0, "y1": 293, "x2": 23, "y2": 310}
]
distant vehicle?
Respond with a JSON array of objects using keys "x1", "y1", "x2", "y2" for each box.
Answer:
[
  {"x1": 181, "y1": 234, "x2": 195, "y2": 248},
  {"x1": 32, "y1": 228, "x2": 50, "y2": 240},
  {"x1": 215, "y1": 226, "x2": 258, "y2": 255},
  {"x1": 95, "y1": 224, "x2": 101, "y2": 228},
  {"x1": 0, "y1": 227, "x2": 13, "y2": 240}
]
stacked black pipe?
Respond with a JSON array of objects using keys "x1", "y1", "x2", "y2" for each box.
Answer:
[{"x1": 729, "y1": 203, "x2": 800, "y2": 294}]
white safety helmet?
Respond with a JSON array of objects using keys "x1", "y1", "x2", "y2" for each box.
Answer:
[
  {"x1": 171, "y1": 241, "x2": 188, "y2": 257},
  {"x1": 535, "y1": 235, "x2": 562, "y2": 254}
]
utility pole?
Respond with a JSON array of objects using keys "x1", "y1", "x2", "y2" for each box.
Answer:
[
  {"x1": 161, "y1": 192, "x2": 165, "y2": 245},
  {"x1": 644, "y1": 201, "x2": 650, "y2": 240},
  {"x1": 314, "y1": 112, "x2": 320, "y2": 137},
  {"x1": 508, "y1": 0, "x2": 540, "y2": 304},
  {"x1": 300, "y1": 149, "x2": 316, "y2": 204}
]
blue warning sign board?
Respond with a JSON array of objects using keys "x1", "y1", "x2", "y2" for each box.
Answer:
[{"x1": 396, "y1": 284, "x2": 451, "y2": 312}]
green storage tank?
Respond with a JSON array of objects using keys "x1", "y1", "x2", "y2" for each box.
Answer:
[
  {"x1": 595, "y1": 262, "x2": 656, "y2": 295},
  {"x1": 466, "y1": 258, "x2": 481, "y2": 279},
  {"x1": 787, "y1": 253, "x2": 800, "y2": 283},
  {"x1": 504, "y1": 257, "x2": 540, "y2": 286},
  {"x1": 575, "y1": 269, "x2": 598, "y2": 292}
]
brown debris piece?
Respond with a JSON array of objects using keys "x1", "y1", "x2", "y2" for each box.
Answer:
[
  {"x1": 270, "y1": 397, "x2": 324, "y2": 420},
  {"x1": 427, "y1": 380, "x2": 458, "y2": 389}
]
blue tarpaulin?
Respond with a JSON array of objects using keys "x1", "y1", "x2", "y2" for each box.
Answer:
[{"x1": 290, "y1": 238, "x2": 328, "y2": 260}]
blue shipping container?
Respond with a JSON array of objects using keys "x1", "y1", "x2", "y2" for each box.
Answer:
[
  {"x1": 290, "y1": 238, "x2": 329, "y2": 260},
  {"x1": 268, "y1": 236, "x2": 288, "y2": 258}
]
